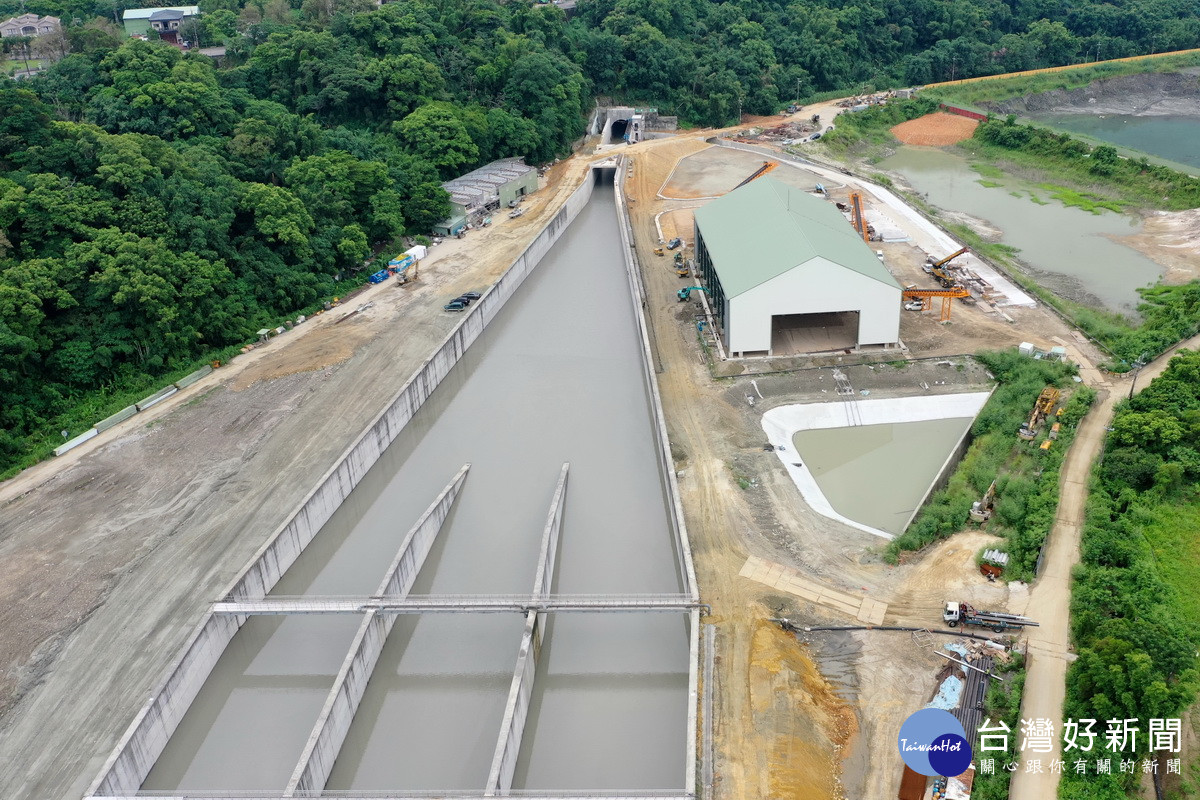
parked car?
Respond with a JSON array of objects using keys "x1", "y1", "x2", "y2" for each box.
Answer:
[
  {"x1": 444, "y1": 300, "x2": 468, "y2": 312},
  {"x1": 460, "y1": 291, "x2": 482, "y2": 300},
  {"x1": 903, "y1": 300, "x2": 925, "y2": 311},
  {"x1": 452, "y1": 295, "x2": 474, "y2": 306}
]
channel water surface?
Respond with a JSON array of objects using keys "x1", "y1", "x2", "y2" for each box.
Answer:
[
  {"x1": 143, "y1": 180, "x2": 688, "y2": 792},
  {"x1": 881, "y1": 146, "x2": 1164, "y2": 313}
]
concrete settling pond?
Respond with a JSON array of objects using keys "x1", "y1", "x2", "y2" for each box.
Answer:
[
  {"x1": 762, "y1": 392, "x2": 990, "y2": 538},
  {"x1": 880, "y1": 146, "x2": 1164, "y2": 314},
  {"x1": 139, "y1": 181, "x2": 690, "y2": 793},
  {"x1": 793, "y1": 419, "x2": 973, "y2": 535}
]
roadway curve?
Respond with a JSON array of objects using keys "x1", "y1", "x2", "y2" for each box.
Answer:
[{"x1": 1010, "y1": 332, "x2": 1200, "y2": 800}]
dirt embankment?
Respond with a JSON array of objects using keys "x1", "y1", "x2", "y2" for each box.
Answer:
[
  {"x1": 986, "y1": 70, "x2": 1200, "y2": 117},
  {"x1": 890, "y1": 112, "x2": 979, "y2": 146}
]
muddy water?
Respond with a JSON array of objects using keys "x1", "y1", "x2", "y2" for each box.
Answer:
[
  {"x1": 144, "y1": 182, "x2": 687, "y2": 792},
  {"x1": 880, "y1": 146, "x2": 1164, "y2": 313},
  {"x1": 792, "y1": 418, "x2": 973, "y2": 535},
  {"x1": 1035, "y1": 114, "x2": 1200, "y2": 170}
]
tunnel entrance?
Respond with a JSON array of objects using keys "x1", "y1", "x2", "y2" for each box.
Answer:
[{"x1": 609, "y1": 118, "x2": 630, "y2": 143}]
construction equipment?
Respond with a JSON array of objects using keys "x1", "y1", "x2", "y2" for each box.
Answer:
[
  {"x1": 676, "y1": 264, "x2": 690, "y2": 278},
  {"x1": 677, "y1": 286, "x2": 707, "y2": 302},
  {"x1": 653, "y1": 247, "x2": 664, "y2": 257},
  {"x1": 969, "y1": 479, "x2": 997, "y2": 523},
  {"x1": 734, "y1": 161, "x2": 779, "y2": 189},
  {"x1": 944, "y1": 601, "x2": 1039, "y2": 633},
  {"x1": 901, "y1": 288, "x2": 970, "y2": 321},
  {"x1": 1017, "y1": 386, "x2": 1060, "y2": 440},
  {"x1": 508, "y1": 206, "x2": 525, "y2": 219},
  {"x1": 673, "y1": 252, "x2": 684, "y2": 264},
  {"x1": 927, "y1": 247, "x2": 969, "y2": 269},
  {"x1": 849, "y1": 192, "x2": 869, "y2": 242}
]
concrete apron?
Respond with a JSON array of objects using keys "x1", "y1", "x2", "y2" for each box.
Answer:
[{"x1": 86, "y1": 161, "x2": 702, "y2": 800}]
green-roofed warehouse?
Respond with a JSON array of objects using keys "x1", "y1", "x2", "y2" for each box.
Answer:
[{"x1": 692, "y1": 177, "x2": 901, "y2": 356}]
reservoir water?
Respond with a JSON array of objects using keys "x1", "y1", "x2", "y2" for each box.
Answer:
[
  {"x1": 142, "y1": 181, "x2": 689, "y2": 793},
  {"x1": 880, "y1": 146, "x2": 1164, "y2": 313},
  {"x1": 792, "y1": 418, "x2": 973, "y2": 535},
  {"x1": 1035, "y1": 114, "x2": 1200, "y2": 171}
]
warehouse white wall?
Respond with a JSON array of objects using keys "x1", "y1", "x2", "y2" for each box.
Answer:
[{"x1": 727, "y1": 257, "x2": 900, "y2": 354}]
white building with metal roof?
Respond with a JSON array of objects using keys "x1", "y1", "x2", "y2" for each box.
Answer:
[
  {"x1": 692, "y1": 177, "x2": 901, "y2": 357},
  {"x1": 432, "y1": 158, "x2": 538, "y2": 236}
]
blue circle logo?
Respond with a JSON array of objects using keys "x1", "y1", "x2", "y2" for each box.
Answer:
[{"x1": 897, "y1": 708, "x2": 973, "y2": 777}]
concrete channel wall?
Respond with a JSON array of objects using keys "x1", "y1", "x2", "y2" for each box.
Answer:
[
  {"x1": 612, "y1": 157, "x2": 701, "y2": 794},
  {"x1": 87, "y1": 176, "x2": 597, "y2": 799}
]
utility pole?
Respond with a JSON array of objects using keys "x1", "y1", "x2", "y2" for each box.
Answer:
[{"x1": 1128, "y1": 353, "x2": 1148, "y2": 400}]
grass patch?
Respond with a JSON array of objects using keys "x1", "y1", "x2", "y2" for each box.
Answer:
[
  {"x1": 976, "y1": 179, "x2": 1002, "y2": 188},
  {"x1": 925, "y1": 51, "x2": 1200, "y2": 108},
  {"x1": 970, "y1": 163, "x2": 1006, "y2": 180},
  {"x1": 1131, "y1": 502, "x2": 1200, "y2": 631},
  {"x1": 1037, "y1": 183, "x2": 1124, "y2": 214}
]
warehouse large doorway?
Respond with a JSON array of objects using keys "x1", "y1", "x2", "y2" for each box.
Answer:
[{"x1": 770, "y1": 311, "x2": 858, "y2": 355}]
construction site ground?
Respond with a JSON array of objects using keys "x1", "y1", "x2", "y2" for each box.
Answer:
[{"x1": 0, "y1": 99, "x2": 1186, "y2": 800}]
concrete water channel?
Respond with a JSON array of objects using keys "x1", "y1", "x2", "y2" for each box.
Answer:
[
  {"x1": 880, "y1": 146, "x2": 1165, "y2": 314},
  {"x1": 86, "y1": 165, "x2": 702, "y2": 800}
]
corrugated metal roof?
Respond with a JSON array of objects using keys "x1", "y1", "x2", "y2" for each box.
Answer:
[
  {"x1": 122, "y1": 6, "x2": 198, "y2": 20},
  {"x1": 693, "y1": 177, "x2": 901, "y2": 297}
]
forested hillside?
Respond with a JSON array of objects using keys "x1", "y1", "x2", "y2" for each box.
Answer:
[{"x1": 2, "y1": 0, "x2": 1199, "y2": 476}]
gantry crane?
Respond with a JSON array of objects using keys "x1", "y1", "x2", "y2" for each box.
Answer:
[
  {"x1": 734, "y1": 161, "x2": 779, "y2": 189},
  {"x1": 901, "y1": 287, "x2": 970, "y2": 321}
]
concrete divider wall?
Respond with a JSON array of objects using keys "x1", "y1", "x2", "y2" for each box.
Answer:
[
  {"x1": 54, "y1": 428, "x2": 98, "y2": 456},
  {"x1": 88, "y1": 175, "x2": 596, "y2": 798},
  {"x1": 174, "y1": 364, "x2": 213, "y2": 389},
  {"x1": 288, "y1": 467, "x2": 469, "y2": 795},
  {"x1": 95, "y1": 405, "x2": 137, "y2": 433},
  {"x1": 136, "y1": 386, "x2": 177, "y2": 413},
  {"x1": 486, "y1": 610, "x2": 542, "y2": 795},
  {"x1": 88, "y1": 613, "x2": 243, "y2": 796}
]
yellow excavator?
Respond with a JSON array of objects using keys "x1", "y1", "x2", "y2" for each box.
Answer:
[{"x1": 1018, "y1": 386, "x2": 1060, "y2": 440}]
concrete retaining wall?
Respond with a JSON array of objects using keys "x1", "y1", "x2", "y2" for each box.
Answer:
[
  {"x1": 54, "y1": 428, "x2": 97, "y2": 456},
  {"x1": 906, "y1": 387, "x2": 996, "y2": 531},
  {"x1": 95, "y1": 405, "x2": 137, "y2": 433},
  {"x1": 88, "y1": 173, "x2": 597, "y2": 799},
  {"x1": 612, "y1": 158, "x2": 699, "y2": 601}
]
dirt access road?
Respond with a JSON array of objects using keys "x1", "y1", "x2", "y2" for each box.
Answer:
[
  {"x1": 1010, "y1": 332, "x2": 1200, "y2": 800},
  {"x1": 0, "y1": 156, "x2": 598, "y2": 799}
]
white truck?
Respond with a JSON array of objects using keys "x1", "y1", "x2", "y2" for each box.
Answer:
[{"x1": 943, "y1": 601, "x2": 1038, "y2": 633}]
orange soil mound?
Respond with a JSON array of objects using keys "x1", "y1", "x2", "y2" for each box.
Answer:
[{"x1": 891, "y1": 112, "x2": 979, "y2": 146}]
